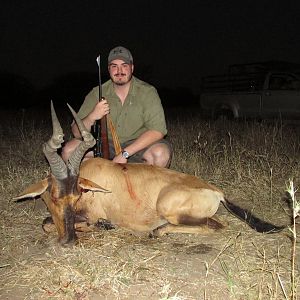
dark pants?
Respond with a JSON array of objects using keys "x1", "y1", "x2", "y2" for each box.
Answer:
[{"x1": 108, "y1": 139, "x2": 172, "y2": 163}]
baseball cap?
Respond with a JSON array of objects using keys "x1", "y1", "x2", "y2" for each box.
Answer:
[{"x1": 108, "y1": 46, "x2": 133, "y2": 64}]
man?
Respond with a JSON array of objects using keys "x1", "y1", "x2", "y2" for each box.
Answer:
[{"x1": 62, "y1": 46, "x2": 172, "y2": 167}]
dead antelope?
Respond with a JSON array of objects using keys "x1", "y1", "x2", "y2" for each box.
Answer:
[{"x1": 14, "y1": 102, "x2": 284, "y2": 245}]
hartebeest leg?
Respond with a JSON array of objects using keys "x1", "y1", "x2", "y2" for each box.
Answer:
[
  {"x1": 155, "y1": 185, "x2": 225, "y2": 235},
  {"x1": 153, "y1": 218, "x2": 225, "y2": 237},
  {"x1": 42, "y1": 215, "x2": 114, "y2": 233},
  {"x1": 74, "y1": 219, "x2": 116, "y2": 232},
  {"x1": 43, "y1": 218, "x2": 96, "y2": 233}
]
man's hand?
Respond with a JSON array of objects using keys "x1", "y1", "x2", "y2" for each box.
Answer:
[
  {"x1": 112, "y1": 152, "x2": 127, "y2": 164},
  {"x1": 89, "y1": 99, "x2": 110, "y2": 121},
  {"x1": 71, "y1": 98, "x2": 110, "y2": 139}
]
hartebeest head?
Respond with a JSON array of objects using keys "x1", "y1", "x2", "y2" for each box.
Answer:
[{"x1": 15, "y1": 102, "x2": 108, "y2": 245}]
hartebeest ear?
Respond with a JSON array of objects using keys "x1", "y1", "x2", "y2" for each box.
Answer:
[
  {"x1": 78, "y1": 177, "x2": 111, "y2": 193},
  {"x1": 14, "y1": 179, "x2": 49, "y2": 201}
]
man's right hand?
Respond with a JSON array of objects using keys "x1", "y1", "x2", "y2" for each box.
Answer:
[
  {"x1": 89, "y1": 99, "x2": 110, "y2": 122},
  {"x1": 72, "y1": 99, "x2": 110, "y2": 139}
]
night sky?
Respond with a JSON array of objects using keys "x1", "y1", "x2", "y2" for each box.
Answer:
[{"x1": 1, "y1": 1, "x2": 300, "y2": 99}]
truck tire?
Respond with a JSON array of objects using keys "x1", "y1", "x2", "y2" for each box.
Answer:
[{"x1": 213, "y1": 105, "x2": 234, "y2": 120}]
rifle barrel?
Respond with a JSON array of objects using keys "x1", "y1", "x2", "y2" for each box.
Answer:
[{"x1": 94, "y1": 54, "x2": 109, "y2": 159}]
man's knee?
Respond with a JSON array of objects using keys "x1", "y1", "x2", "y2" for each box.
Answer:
[
  {"x1": 143, "y1": 143, "x2": 172, "y2": 167},
  {"x1": 153, "y1": 144, "x2": 170, "y2": 159},
  {"x1": 61, "y1": 139, "x2": 80, "y2": 161},
  {"x1": 156, "y1": 145, "x2": 172, "y2": 167},
  {"x1": 61, "y1": 143, "x2": 72, "y2": 162}
]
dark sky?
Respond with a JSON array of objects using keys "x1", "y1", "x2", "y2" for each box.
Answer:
[{"x1": 1, "y1": 1, "x2": 300, "y2": 95}]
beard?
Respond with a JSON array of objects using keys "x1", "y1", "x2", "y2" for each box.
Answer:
[{"x1": 112, "y1": 73, "x2": 132, "y2": 86}]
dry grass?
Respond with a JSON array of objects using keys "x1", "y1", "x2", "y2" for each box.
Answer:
[{"x1": 0, "y1": 107, "x2": 299, "y2": 299}]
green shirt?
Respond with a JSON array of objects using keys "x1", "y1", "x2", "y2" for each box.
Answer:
[{"x1": 77, "y1": 76, "x2": 167, "y2": 143}]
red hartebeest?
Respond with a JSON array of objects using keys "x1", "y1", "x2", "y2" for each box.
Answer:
[{"x1": 14, "y1": 102, "x2": 284, "y2": 245}]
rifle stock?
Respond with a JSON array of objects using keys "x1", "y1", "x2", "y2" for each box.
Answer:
[
  {"x1": 93, "y1": 119, "x2": 101, "y2": 157},
  {"x1": 93, "y1": 100, "x2": 109, "y2": 159},
  {"x1": 100, "y1": 114, "x2": 109, "y2": 158}
]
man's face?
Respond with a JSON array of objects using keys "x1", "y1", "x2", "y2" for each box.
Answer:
[{"x1": 108, "y1": 59, "x2": 134, "y2": 86}]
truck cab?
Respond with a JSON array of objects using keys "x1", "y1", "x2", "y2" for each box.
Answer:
[
  {"x1": 262, "y1": 72, "x2": 300, "y2": 118},
  {"x1": 200, "y1": 62, "x2": 300, "y2": 119}
]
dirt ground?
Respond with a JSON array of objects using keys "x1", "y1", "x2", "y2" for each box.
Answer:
[
  {"x1": 0, "y1": 194, "x2": 297, "y2": 300},
  {"x1": 0, "y1": 108, "x2": 299, "y2": 299}
]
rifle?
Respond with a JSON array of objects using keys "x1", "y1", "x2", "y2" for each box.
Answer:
[{"x1": 92, "y1": 55, "x2": 109, "y2": 159}]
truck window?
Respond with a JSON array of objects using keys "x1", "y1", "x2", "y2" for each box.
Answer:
[{"x1": 269, "y1": 74, "x2": 300, "y2": 90}]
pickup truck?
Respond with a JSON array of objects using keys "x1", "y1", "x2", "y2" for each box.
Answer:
[{"x1": 200, "y1": 64, "x2": 300, "y2": 120}]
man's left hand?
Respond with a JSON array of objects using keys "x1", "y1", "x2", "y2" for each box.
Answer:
[{"x1": 112, "y1": 153, "x2": 127, "y2": 164}]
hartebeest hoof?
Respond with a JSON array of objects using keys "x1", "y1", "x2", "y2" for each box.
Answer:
[
  {"x1": 42, "y1": 216, "x2": 56, "y2": 233},
  {"x1": 94, "y1": 219, "x2": 116, "y2": 230}
]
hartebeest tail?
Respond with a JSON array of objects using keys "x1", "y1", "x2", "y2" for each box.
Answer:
[{"x1": 222, "y1": 199, "x2": 285, "y2": 233}]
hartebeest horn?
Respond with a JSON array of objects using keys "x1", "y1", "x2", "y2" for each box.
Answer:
[
  {"x1": 66, "y1": 103, "x2": 96, "y2": 175},
  {"x1": 43, "y1": 101, "x2": 67, "y2": 179}
]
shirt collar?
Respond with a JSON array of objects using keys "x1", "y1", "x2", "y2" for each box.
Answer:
[{"x1": 107, "y1": 76, "x2": 137, "y2": 97}]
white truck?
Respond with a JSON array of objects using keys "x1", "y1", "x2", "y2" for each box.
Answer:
[{"x1": 200, "y1": 62, "x2": 300, "y2": 119}]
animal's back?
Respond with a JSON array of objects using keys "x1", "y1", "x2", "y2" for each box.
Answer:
[
  {"x1": 78, "y1": 158, "x2": 171, "y2": 230},
  {"x1": 77, "y1": 158, "x2": 224, "y2": 231},
  {"x1": 80, "y1": 158, "x2": 220, "y2": 191}
]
